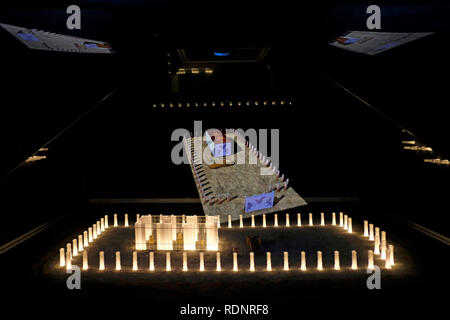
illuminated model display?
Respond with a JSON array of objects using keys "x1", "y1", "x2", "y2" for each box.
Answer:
[{"x1": 135, "y1": 215, "x2": 218, "y2": 251}]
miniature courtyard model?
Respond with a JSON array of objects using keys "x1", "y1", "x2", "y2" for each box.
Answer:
[{"x1": 184, "y1": 129, "x2": 307, "y2": 222}]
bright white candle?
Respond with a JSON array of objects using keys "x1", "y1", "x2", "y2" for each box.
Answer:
[
  {"x1": 66, "y1": 250, "x2": 72, "y2": 271},
  {"x1": 105, "y1": 215, "x2": 108, "y2": 228},
  {"x1": 286, "y1": 213, "x2": 290, "y2": 227},
  {"x1": 217, "y1": 216, "x2": 221, "y2": 228},
  {"x1": 125, "y1": 214, "x2": 129, "y2": 227},
  {"x1": 88, "y1": 227, "x2": 93, "y2": 242},
  {"x1": 166, "y1": 252, "x2": 171, "y2": 271},
  {"x1": 283, "y1": 252, "x2": 289, "y2": 271},
  {"x1": 239, "y1": 215, "x2": 243, "y2": 228},
  {"x1": 309, "y1": 213, "x2": 313, "y2": 226},
  {"x1": 199, "y1": 252, "x2": 205, "y2": 271},
  {"x1": 116, "y1": 251, "x2": 121, "y2": 270},
  {"x1": 332, "y1": 212, "x2": 336, "y2": 226},
  {"x1": 389, "y1": 245, "x2": 395, "y2": 265},
  {"x1": 59, "y1": 248, "x2": 65, "y2": 267},
  {"x1": 216, "y1": 252, "x2": 221, "y2": 271},
  {"x1": 72, "y1": 239, "x2": 78, "y2": 256},
  {"x1": 339, "y1": 212, "x2": 344, "y2": 227},
  {"x1": 368, "y1": 250, "x2": 374, "y2": 270},
  {"x1": 266, "y1": 252, "x2": 272, "y2": 271},
  {"x1": 83, "y1": 251, "x2": 88, "y2": 270},
  {"x1": 317, "y1": 251, "x2": 323, "y2": 270},
  {"x1": 344, "y1": 215, "x2": 348, "y2": 230},
  {"x1": 101, "y1": 218, "x2": 105, "y2": 231},
  {"x1": 385, "y1": 248, "x2": 391, "y2": 269},
  {"x1": 334, "y1": 251, "x2": 340, "y2": 270},
  {"x1": 114, "y1": 213, "x2": 118, "y2": 227},
  {"x1": 133, "y1": 251, "x2": 138, "y2": 270},
  {"x1": 83, "y1": 231, "x2": 89, "y2": 247},
  {"x1": 374, "y1": 239, "x2": 380, "y2": 255},
  {"x1": 381, "y1": 231, "x2": 387, "y2": 259},
  {"x1": 375, "y1": 227, "x2": 380, "y2": 244},
  {"x1": 274, "y1": 214, "x2": 278, "y2": 227},
  {"x1": 149, "y1": 252, "x2": 155, "y2": 271},
  {"x1": 78, "y1": 235, "x2": 83, "y2": 252},
  {"x1": 374, "y1": 227, "x2": 380, "y2": 254},
  {"x1": 348, "y1": 218, "x2": 352, "y2": 233},
  {"x1": 183, "y1": 252, "x2": 188, "y2": 271},
  {"x1": 263, "y1": 214, "x2": 267, "y2": 228},
  {"x1": 300, "y1": 251, "x2": 306, "y2": 271},
  {"x1": 250, "y1": 252, "x2": 255, "y2": 271},
  {"x1": 66, "y1": 243, "x2": 72, "y2": 260},
  {"x1": 136, "y1": 214, "x2": 140, "y2": 223},
  {"x1": 97, "y1": 221, "x2": 101, "y2": 235},
  {"x1": 364, "y1": 220, "x2": 369, "y2": 237},
  {"x1": 351, "y1": 250, "x2": 358, "y2": 269},
  {"x1": 93, "y1": 224, "x2": 97, "y2": 239},
  {"x1": 369, "y1": 224, "x2": 374, "y2": 241},
  {"x1": 233, "y1": 252, "x2": 238, "y2": 271},
  {"x1": 320, "y1": 212, "x2": 325, "y2": 226},
  {"x1": 297, "y1": 213, "x2": 301, "y2": 227},
  {"x1": 228, "y1": 215, "x2": 232, "y2": 228},
  {"x1": 99, "y1": 251, "x2": 105, "y2": 270},
  {"x1": 251, "y1": 215, "x2": 255, "y2": 227}
]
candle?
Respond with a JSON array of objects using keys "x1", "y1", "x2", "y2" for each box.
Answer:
[
  {"x1": 72, "y1": 239, "x2": 78, "y2": 256},
  {"x1": 250, "y1": 252, "x2": 255, "y2": 271},
  {"x1": 334, "y1": 251, "x2": 340, "y2": 270},
  {"x1": 78, "y1": 235, "x2": 83, "y2": 252},
  {"x1": 300, "y1": 251, "x2": 306, "y2": 271},
  {"x1": 216, "y1": 252, "x2": 221, "y2": 271},
  {"x1": 149, "y1": 252, "x2": 155, "y2": 271},
  {"x1": 317, "y1": 251, "x2": 323, "y2": 270},
  {"x1": 284, "y1": 252, "x2": 289, "y2": 271},
  {"x1": 368, "y1": 250, "x2": 374, "y2": 270},
  {"x1": 233, "y1": 252, "x2": 238, "y2": 271},
  {"x1": 166, "y1": 252, "x2": 171, "y2": 271},
  {"x1": 83, "y1": 250, "x2": 88, "y2": 270},
  {"x1": 199, "y1": 252, "x2": 205, "y2": 271},
  {"x1": 364, "y1": 221, "x2": 369, "y2": 237},
  {"x1": 351, "y1": 250, "x2": 358, "y2": 269},
  {"x1": 266, "y1": 252, "x2": 272, "y2": 271},
  {"x1": 59, "y1": 248, "x2": 65, "y2": 267},
  {"x1": 133, "y1": 251, "x2": 138, "y2": 270},
  {"x1": 99, "y1": 251, "x2": 105, "y2": 270},
  {"x1": 116, "y1": 251, "x2": 121, "y2": 270}
]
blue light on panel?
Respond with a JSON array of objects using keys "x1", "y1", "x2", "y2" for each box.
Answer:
[{"x1": 213, "y1": 52, "x2": 230, "y2": 57}]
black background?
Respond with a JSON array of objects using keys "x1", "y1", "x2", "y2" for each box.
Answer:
[{"x1": 0, "y1": 0, "x2": 448, "y2": 317}]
